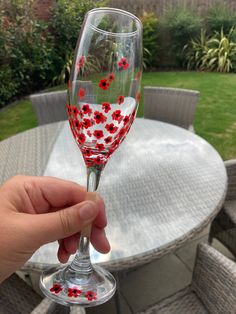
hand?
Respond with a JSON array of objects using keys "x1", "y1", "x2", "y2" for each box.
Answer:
[{"x1": 0, "y1": 175, "x2": 110, "y2": 282}]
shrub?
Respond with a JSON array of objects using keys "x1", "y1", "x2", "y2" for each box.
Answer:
[
  {"x1": 0, "y1": 0, "x2": 57, "y2": 107},
  {"x1": 205, "y1": 4, "x2": 236, "y2": 34},
  {"x1": 161, "y1": 7, "x2": 202, "y2": 67},
  {"x1": 51, "y1": 0, "x2": 106, "y2": 84},
  {"x1": 184, "y1": 27, "x2": 236, "y2": 73},
  {"x1": 140, "y1": 12, "x2": 159, "y2": 70}
]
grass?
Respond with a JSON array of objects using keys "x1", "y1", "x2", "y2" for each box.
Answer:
[{"x1": 1, "y1": 71, "x2": 236, "y2": 160}]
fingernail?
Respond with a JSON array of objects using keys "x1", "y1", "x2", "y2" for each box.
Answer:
[{"x1": 79, "y1": 202, "x2": 96, "y2": 221}]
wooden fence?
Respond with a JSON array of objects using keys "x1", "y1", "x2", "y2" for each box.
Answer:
[{"x1": 108, "y1": 0, "x2": 236, "y2": 17}]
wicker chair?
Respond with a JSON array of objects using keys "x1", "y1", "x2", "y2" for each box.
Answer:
[
  {"x1": 209, "y1": 159, "x2": 236, "y2": 257},
  {"x1": 0, "y1": 273, "x2": 86, "y2": 314},
  {"x1": 143, "y1": 87, "x2": 200, "y2": 131},
  {"x1": 138, "y1": 243, "x2": 236, "y2": 314},
  {"x1": 30, "y1": 90, "x2": 68, "y2": 126},
  {"x1": 30, "y1": 81, "x2": 93, "y2": 126}
]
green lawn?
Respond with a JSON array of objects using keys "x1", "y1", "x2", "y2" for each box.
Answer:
[{"x1": 1, "y1": 71, "x2": 236, "y2": 160}]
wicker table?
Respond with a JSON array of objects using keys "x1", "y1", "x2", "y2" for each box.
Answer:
[{"x1": 0, "y1": 118, "x2": 227, "y2": 272}]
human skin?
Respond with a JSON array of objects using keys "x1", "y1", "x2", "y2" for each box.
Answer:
[{"x1": 0, "y1": 175, "x2": 110, "y2": 283}]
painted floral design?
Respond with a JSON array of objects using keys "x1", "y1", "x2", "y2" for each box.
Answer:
[
  {"x1": 112, "y1": 110, "x2": 123, "y2": 123},
  {"x1": 50, "y1": 284, "x2": 62, "y2": 294},
  {"x1": 104, "y1": 136, "x2": 112, "y2": 144},
  {"x1": 99, "y1": 79, "x2": 110, "y2": 90},
  {"x1": 68, "y1": 287, "x2": 82, "y2": 298},
  {"x1": 123, "y1": 115, "x2": 130, "y2": 126},
  {"x1": 78, "y1": 133, "x2": 86, "y2": 144},
  {"x1": 105, "y1": 123, "x2": 118, "y2": 134},
  {"x1": 85, "y1": 291, "x2": 97, "y2": 301},
  {"x1": 82, "y1": 104, "x2": 92, "y2": 116},
  {"x1": 107, "y1": 72, "x2": 115, "y2": 82},
  {"x1": 78, "y1": 88, "x2": 85, "y2": 99},
  {"x1": 82, "y1": 118, "x2": 93, "y2": 129},
  {"x1": 95, "y1": 143, "x2": 105, "y2": 151},
  {"x1": 117, "y1": 95, "x2": 124, "y2": 105},
  {"x1": 118, "y1": 57, "x2": 129, "y2": 70},
  {"x1": 94, "y1": 111, "x2": 107, "y2": 124},
  {"x1": 93, "y1": 130, "x2": 104, "y2": 140},
  {"x1": 77, "y1": 55, "x2": 85, "y2": 71},
  {"x1": 102, "y1": 102, "x2": 111, "y2": 113}
]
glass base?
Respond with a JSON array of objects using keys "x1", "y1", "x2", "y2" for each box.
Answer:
[{"x1": 40, "y1": 264, "x2": 116, "y2": 307}]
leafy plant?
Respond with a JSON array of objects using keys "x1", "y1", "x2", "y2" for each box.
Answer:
[
  {"x1": 205, "y1": 3, "x2": 236, "y2": 34},
  {"x1": 185, "y1": 27, "x2": 236, "y2": 72},
  {"x1": 141, "y1": 12, "x2": 159, "y2": 69},
  {"x1": 161, "y1": 7, "x2": 202, "y2": 67}
]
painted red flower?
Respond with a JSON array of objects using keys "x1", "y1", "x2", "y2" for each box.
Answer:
[
  {"x1": 104, "y1": 136, "x2": 112, "y2": 144},
  {"x1": 71, "y1": 106, "x2": 79, "y2": 117},
  {"x1": 94, "y1": 111, "x2": 107, "y2": 124},
  {"x1": 85, "y1": 290, "x2": 97, "y2": 301},
  {"x1": 76, "y1": 55, "x2": 85, "y2": 70},
  {"x1": 111, "y1": 139, "x2": 120, "y2": 149},
  {"x1": 136, "y1": 92, "x2": 141, "y2": 102},
  {"x1": 87, "y1": 130, "x2": 92, "y2": 137},
  {"x1": 66, "y1": 103, "x2": 72, "y2": 116},
  {"x1": 82, "y1": 104, "x2": 92, "y2": 116},
  {"x1": 112, "y1": 110, "x2": 123, "y2": 123},
  {"x1": 107, "y1": 72, "x2": 115, "y2": 82},
  {"x1": 73, "y1": 118, "x2": 81, "y2": 130},
  {"x1": 82, "y1": 118, "x2": 93, "y2": 129},
  {"x1": 118, "y1": 95, "x2": 124, "y2": 105},
  {"x1": 123, "y1": 115, "x2": 130, "y2": 126},
  {"x1": 99, "y1": 79, "x2": 110, "y2": 90},
  {"x1": 118, "y1": 57, "x2": 129, "y2": 70},
  {"x1": 83, "y1": 147, "x2": 93, "y2": 156},
  {"x1": 105, "y1": 123, "x2": 118, "y2": 134},
  {"x1": 117, "y1": 127, "x2": 127, "y2": 139},
  {"x1": 50, "y1": 284, "x2": 62, "y2": 294},
  {"x1": 93, "y1": 156, "x2": 104, "y2": 165},
  {"x1": 68, "y1": 287, "x2": 82, "y2": 297},
  {"x1": 96, "y1": 143, "x2": 105, "y2": 151},
  {"x1": 78, "y1": 133, "x2": 86, "y2": 144},
  {"x1": 78, "y1": 87, "x2": 85, "y2": 99},
  {"x1": 102, "y1": 102, "x2": 111, "y2": 113},
  {"x1": 93, "y1": 130, "x2": 104, "y2": 140}
]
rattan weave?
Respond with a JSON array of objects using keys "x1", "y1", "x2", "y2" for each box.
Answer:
[
  {"x1": 138, "y1": 243, "x2": 236, "y2": 314},
  {"x1": 209, "y1": 159, "x2": 236, "y2": 257},
  {"x1": 144, "y1": 86, "x2": 199, "y2": 131}
]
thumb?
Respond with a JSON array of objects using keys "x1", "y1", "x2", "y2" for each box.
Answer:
[{"x1": 26, "y1": 200, "x2": 99, "y2": 245}]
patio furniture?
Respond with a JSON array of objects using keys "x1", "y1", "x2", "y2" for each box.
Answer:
[
  {"x1": 143, "y1": 87, "x2": 200, "y2": 131},
  {"x1": 30, "y1": 81, "x2": 93, "y2": 126},
  {"x1": 137, "y1": 243, "x2": 236, "y2": 314},
  {"x1": 0, "y1": 274, "x2": 86, "y2": 313},
  {"x1": 0, "y1": 119, "x2": 226, "y2": 273},
  {"x1": 30, "y1": 90, "x2": 68, "y2": 126},
  {"x1": 209, "y1": 159, "x2": 236, "y2": 257}
]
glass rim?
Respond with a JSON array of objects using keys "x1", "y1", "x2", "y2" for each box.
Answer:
[{"x1": 86, "y1": 7, "x2": 142, "y2": 37}]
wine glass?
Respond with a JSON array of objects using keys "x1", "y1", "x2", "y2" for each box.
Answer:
[{"x1": 40, "y1": 7, "x2": 142, "y2": 307}]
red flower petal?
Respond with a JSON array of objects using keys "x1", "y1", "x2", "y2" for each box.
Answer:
[
  {"x1": 93, "y1": 130, "x2": 104, "y2": 139},
  {"x1": 118, "y1": 95, "x2": 124, "y2": 105},
  {"x1": 107, "y1": 72, "x2": 115, "y2": 82},
  {"x1": 102, "y1": 102, "x2": 111, "y2": 113},
  {"x1": 96, "y1": 143, "x2": 105, "y2": 151},
  {"x1": 104, "y1": 136, "x2": 112, "y2": 144},
  {"x1": 82, "y1": 104, "x2": 92, "y2": 116},
  {"x1": 105, "y1": 123, "x2": 118, "y2": 134},
  {"x1": 78, "y1": 133, "x2": 86, "y2": 144},
  {"x1": 99, "y1": 79, "x2": 110, "y2": 90},
  {"x1": 94, "y1": 111, "x2": 107, "y2": 124},
  {"x1": 78, "y1": 88, "x2": 85, "y2": 99},
  {"x1": 82, "y1": 118, "x2": 93, "y2": 129}
]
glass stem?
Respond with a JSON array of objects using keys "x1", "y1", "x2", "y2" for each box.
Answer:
[{"x1": 68, "y1": 166, "x2": 102, "y2": 279}]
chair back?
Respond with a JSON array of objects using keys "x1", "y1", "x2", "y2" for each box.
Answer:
[
  {"x1": 30, "y1": 90, "x2": 67, "y2": 126},
  {"x1": 144, "y1": 86, "x2": 200, "y2": 130}
]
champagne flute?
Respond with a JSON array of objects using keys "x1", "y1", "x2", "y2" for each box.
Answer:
[{"x1": 40, "y1": 7, "x2": 142, "y2": 307}]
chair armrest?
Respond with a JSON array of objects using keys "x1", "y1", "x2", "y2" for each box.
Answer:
[
  {"x1": 225, "y1": 159, "x2": 236, "y2": 201},
  {"x1": 192, "y1": 243, "x2": 236, "y2": 314}
]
